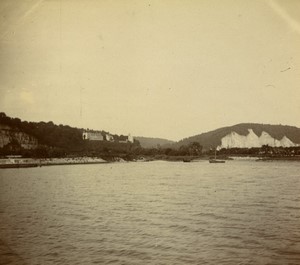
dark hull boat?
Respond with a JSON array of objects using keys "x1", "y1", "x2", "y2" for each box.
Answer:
[
  {"x1": 0, "y1": 163, "x2": 39, "y2": 168},
  {"x1": 209, "y1": 159, "x2": 225, "y2": 163}
]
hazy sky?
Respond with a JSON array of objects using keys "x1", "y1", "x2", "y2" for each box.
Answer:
[{"x1": 1, "y1": 0, "x2": 300, "y2": 141}]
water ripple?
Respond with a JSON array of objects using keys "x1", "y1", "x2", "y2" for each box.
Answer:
[{"x1": 1, "y1": 161, "x2": 300, "y2": 264}]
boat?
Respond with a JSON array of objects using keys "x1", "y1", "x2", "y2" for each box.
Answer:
[
  {"x1": 209, "y1": 159, "x2": 225, "y2": 163},
  {"x1": 209, "y1": 149, "x2": 225, "y2": 163},
  {"x1": 0, "y1": 163, "x2": 39, "y2": 169}
]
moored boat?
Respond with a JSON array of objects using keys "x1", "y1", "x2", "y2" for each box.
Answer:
[
  {"x1": 0, "y1": 163, "x2": 39, "y2": 168},
  {"x1": 209, "y1": 159, "x2": 225, "y2": 163},
  {"x1": 209, "y1": 149, "x2": 225, "y2": 163}
]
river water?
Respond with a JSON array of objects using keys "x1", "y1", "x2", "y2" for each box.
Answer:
[{"x1": 1, "y1": 160, "x2": 300, "y2": 264}]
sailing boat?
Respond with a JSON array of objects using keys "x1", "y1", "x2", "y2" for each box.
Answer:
[{"x1": 209, "y1": 149, "x2": 225, "y2": 163}]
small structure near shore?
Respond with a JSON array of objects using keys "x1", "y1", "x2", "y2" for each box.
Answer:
[{"x1": 0, "y1": 155, "x2": 39, "y2": 168}]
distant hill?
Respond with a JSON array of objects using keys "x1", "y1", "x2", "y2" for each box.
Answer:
[
  {"x1": 174, "y1": 123, "x2": 300, "y2": 150},
  {"x1": 0, "y1": 112, "x2": 139, "y2": 155},
  {"x1": 134, "y1": 136, "x2": 175, "y2": 148},
  {"x1": 2, "y1": 112, "x2": 300, "y2": 155}
]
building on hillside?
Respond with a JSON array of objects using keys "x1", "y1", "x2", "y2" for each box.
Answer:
[
  {"x1": 82, "y1": 130, "x2": 132, "y2": 143},
  {"x1": 118, "y1": 134, "x2": 134, "y2": 143},
  {"x1": 105, "y1": 134, "x2": 114, "y2": 142},
  {"x1": 82, "y1": 130, "x2": 104, "y2": 141},
  {"x1": 118, "y1": 135, "x2": 128, "y2": 143},
  {"x1": 128, "y1": 134, "x2": 134, "y2": 143}
]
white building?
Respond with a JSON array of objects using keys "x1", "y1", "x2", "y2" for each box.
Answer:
[
  {"x1": 82, "y1": 131, "x2": 104, "y2": 141},
  {"x1": 105, "y1": 134, "x2": 114, "y2": 142},
  {"x1": 119, "y1": 134, "x2": 134, "y2": 143},
  {"x1": 128, "y1": 134, "x2": 134, "y2": 143}
]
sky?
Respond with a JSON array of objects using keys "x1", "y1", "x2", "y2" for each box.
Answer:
[{"x1": 0, "y1": 0, "x2": 300, "y2": 141}]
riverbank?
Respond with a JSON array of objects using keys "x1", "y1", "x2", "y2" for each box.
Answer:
[
  {"x1": 0, "y1": 157, "x2": 108, "y2": 169},
  {"x1": 1, "y1": 155, "x2": 300, "y2": 168},
  {"x1": 256, "y1": 156, "x2": 300, "y2": 161},
  {"x1": 0, "y1": 155, "x2": 216, "y2": 168}
]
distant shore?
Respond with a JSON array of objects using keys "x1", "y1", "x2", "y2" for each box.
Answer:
[
  {"x1": 1, "y1": 155, "x2": 300, "y2": 168},
  {"x1": 0, "y1": 157, "x2": 109, "y2": 169},
  {"x1": 255, "y1": 156, "x2": 300, "y2": 162}
]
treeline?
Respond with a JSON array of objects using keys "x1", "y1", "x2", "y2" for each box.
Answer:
[
  {"x1": 0, "y1": 112, "x2": 83, "y2": 150},
  {"x1": 4, "y1": 112, "x2": 298, "y2": 160},
  {"x1": 0, "y1": 112, "x2": 140, "y2": 157},
  {"x1": 1, "y1": 113, "x2": 203, "y2": 159},
  {"x1": 0, "y1": 113, "x2": 204, "y2": 158},
  {"x1": 132, "y1": 142, "x2": 203, "y2": 156}
]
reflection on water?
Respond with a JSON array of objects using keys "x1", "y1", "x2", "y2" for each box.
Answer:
[{"x1": 1, "y1": 161, "x2": 300, "y2": 264}]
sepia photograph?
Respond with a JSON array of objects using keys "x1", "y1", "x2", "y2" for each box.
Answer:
[{"x1": 1, "y1": 0, "x2": 300, "y2": 264}]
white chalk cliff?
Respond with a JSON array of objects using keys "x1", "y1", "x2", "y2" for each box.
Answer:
[
  {"x1": 217, "y1": 129, "x2": 298, "y2": 149},
  {"x1": 0, "y1": 124, "x2": 38, "y2": 149}
]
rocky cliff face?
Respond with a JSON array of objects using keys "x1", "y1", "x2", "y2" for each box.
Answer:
[
  {"x1": 0, "y1": 124, "x2": 38, "y2": 149},
  {"x1": 217, "y1": 129, "x2": 297, "y2": 149}
]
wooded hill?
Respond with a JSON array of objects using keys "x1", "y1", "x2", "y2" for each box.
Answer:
[
  {"x1": 2, "y1": 112, "x2": 300, "y2": 157},
  {"x1": 0, "y1": 112, "x2": 139, "y2": 156},
  {"x1": 134, "y1": 136, "x2": 175, "y2": 148},
  {"x1": 174, "y1": 123, "x2": 300, "y2": 150}
]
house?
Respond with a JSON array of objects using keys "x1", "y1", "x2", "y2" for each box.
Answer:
[
  {"x1": 128, "y1": 134, "x2": 134, "y2": 143},
  {"x1": 82, "y1": 130, "x2": 104, "y2": 141},
  {"x1": 118, "y1": 134, "x2": 134, "y2": 143},
  {"x1": 105, "y1": 134, "x2": 114, "y2": 142},
  {"x1": 82, "y1": 130, "x2": 133, "y2": 143}
]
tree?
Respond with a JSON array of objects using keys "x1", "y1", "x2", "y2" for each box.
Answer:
[{"x1": 188, "y1": 142, "x2": 203, "y2": 155}]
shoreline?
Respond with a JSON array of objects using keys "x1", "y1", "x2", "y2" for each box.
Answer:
[
  {"x1": 1, "y1": 155, "x2": 300, "y2": 169},
  {"x1": 0, "y1": 157, "x2": 109, "y2": 169}
]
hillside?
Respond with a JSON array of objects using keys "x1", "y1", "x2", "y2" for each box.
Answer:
[
  {"x1": 134, "y1": 136, "x2": 175, "y2": 148},
  {"x1": 174, "y1": 123, "x2": 300, "y2": 150},
  {"x1": 0, "y1": 112, "x2": 139, "y2": 156},
  {"x1": 2, "y1": 112, "x2": 300, "y2": 156}
]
